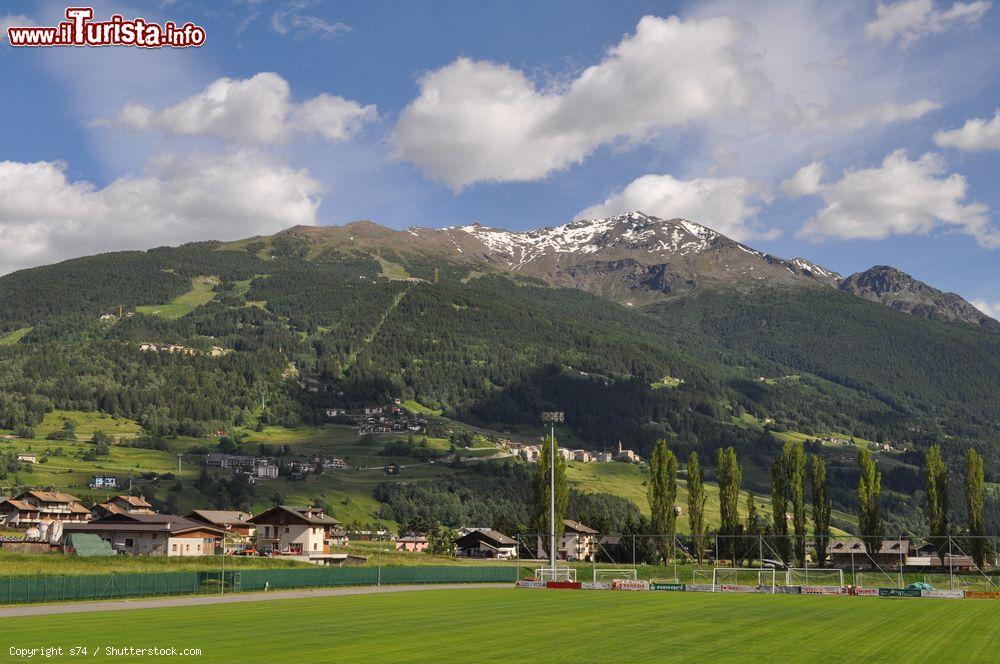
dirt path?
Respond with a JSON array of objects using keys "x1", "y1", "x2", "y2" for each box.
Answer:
[{"x1": 0, "y1": 583, "x2": 507, "y2": 618}]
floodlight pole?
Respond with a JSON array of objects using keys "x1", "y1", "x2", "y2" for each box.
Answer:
[{"x1": 542, "y1": 411, "x2": 564, "y2": 576}]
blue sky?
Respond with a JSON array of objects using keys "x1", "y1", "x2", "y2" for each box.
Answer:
[{"x1": 1, "y1": 0, "x2": 998, "y2": 313}]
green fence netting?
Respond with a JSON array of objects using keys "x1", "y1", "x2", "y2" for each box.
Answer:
[{"x1": 0, "y1": 565, "x2": 517, "y2": 606}]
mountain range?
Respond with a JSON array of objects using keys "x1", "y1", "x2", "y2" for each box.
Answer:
[
  {"x1": 269, "y1": 211, "x2": 996, "y2": 329},
  {"x1": 1, "y1": 210, "x2": 998, "y2": 532}
]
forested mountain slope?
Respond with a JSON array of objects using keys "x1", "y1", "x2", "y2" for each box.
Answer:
[{"x1": 0, "y1": 216, "x2": 997, "y2": 530}]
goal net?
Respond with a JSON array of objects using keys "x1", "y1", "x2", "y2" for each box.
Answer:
[
  {"x1": 712, "y1": 567, "x2": 776, "y2": 593},
  {"x1": 535, "y1": 567, "x2": 576, "y2": 582},
  {"x1": 594, "y1": 568, "x2": 638, "y2": 583},
  {"x1": 855, "y1": 571, "x2": 900, "y2": 589},
  {"x1": 691, "y1": 568, "x2": 714, "y2": 585},
  {"x1": 787, "y1": 568, "x2": 844, "y2": 589}
]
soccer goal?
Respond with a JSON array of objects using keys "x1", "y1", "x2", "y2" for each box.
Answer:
[
  {"x1": 787, "y1": 568, "x2": 844, "y2": 589},
  {"x1": 594, "y1": 568, "x2": 638, "y2": 583},
  {"x1": 712, "y1": 567, "x2": 776, "y2": 593},
  {"x1": 535, "y1": 567, "x2": 576, "y2": 582}
]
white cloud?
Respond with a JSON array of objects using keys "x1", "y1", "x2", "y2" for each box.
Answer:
[
  {"x1": 798, "y1": 149, "x2": 996, "y2": 247},
  {"x1": 109, "y1": 72, "x2": 376, "y2": 145},
  {"x1": 393, "y1": 15, "x2": 767, "y2": 189},
  {"x1": 781, "y1": 161, "x2": 826, "y2": 197},
  {"x1": 971, "y1": 300, "x2": 1000, "y2": 319},
  {"x1": 803, "y1": 99, "x2": 941, "y2": 130},
  {"x1": 393, "y1": 12, "x2": 945, "y2": 190},
  {"x1": 865, "y1": 0, "x2": 991, "y2": 47},
  {"x1": 0, "y1": 14, "x2": 33, "y2": 44},
  {"x1": 271, "y1": 1, "x2": 350, "y2": 40},
  {"x1": 0, "y1": 153, "x2": 322, "y2": 274},
  {"x1": 934, "y1": 110, "x2": 1000, "y2": 151},
  {"x1": 577, "y1": 173, "x2": 774, "y2": 241}
]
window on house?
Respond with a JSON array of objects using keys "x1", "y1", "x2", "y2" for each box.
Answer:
[{"x1": 284, "y1": 527, "x2": 289, "y2": 533}]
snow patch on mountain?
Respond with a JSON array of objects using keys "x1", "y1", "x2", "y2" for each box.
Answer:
[{"x1": 452, "y1": 211, "x2": 722, "y2": 266}]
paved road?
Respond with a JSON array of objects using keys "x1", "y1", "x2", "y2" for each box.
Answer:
[{"x1": 0, "y1": 583, "x2": 509, "y2": 618}]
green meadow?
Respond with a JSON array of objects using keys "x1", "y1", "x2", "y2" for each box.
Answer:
[{"x1": 1, "y1": 588, "x2": 997, "y2": 663}]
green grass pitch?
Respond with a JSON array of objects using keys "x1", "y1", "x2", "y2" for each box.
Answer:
[{"x1": 3, "y1": 588, "x2": 997, "y2": 662}]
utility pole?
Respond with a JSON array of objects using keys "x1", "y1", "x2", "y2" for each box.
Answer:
[
  {"x1": 541, "y1": 411, "x2": 564, "y2": 577},
  {"x1": 177, "y1": 453, "x2": 182, "y2": 474}
]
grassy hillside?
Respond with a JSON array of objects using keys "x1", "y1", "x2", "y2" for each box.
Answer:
[
  {"x1": 1, "y1": 410, "x2": 857, "y2": 535},
  {"x1": 136, "y1": 276, "x2": 219, "y2": 319}
]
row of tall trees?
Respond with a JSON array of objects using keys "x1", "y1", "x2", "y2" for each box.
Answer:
[
  {"x1": 924, "y1": 445, "x2": 990, "y2": 568},
  {"x1": 533, "y1": 433, "x2": 990, "y2": 569}
]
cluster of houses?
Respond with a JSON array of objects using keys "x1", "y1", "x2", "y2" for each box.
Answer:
[
  {"x1": 324, "y1": 403, "x2": 429, "y2": 436},
  {"x1": 356, "y1": 405, "x2": 428, "y2": 436},
  {"x1": 137, "y1": 342, "x2": 226, "y2": 357},
  {"x1": 285, "y1": 456, "x2": 347, "y2": 479},
  {"x1": 827, "y1": 538, "x2": 975, "y2": 571},
  {"x1": 1, "y1": 490, "x2": 981, "y2": 573},
  {"x1": 204, "y1": 453, "x2": 346, "y2": 482},
  {"x1": 394, "y1": 520, "x2": 602, "y2": 562},
  {"x1": 0, "y1": 490, "x2": 354, "y2": 563},
  {"x1": 205, "y1": 453, "x2": 279, "y2": 480},
  {"x1": 516, "y1": 441, "x2": 642, "y2": 465}
]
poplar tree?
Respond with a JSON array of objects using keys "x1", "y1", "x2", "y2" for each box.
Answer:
[
  {"x1": 964, "y1": 449, "x2": 987, "y2": 569},
  {"x1": 532, "y1": 434, "x2": 568, "y2": 559},
  {"x1": 771, "y1": 455, "x2": 790, "y2": 563},
  {"x1": 924, "y1": 444, "x2": 949, "y2": 564},
  {"x1": 716, "y1": 447, "x2": 743, "y2": 563},
  {"x1": 745, "y1": 491, "x2": 761, "y2": 566},
  {"x1": 857, "y1": 449, "x2": 883, "y2": 566},
  {"x1": 784, "y1": 441, "x2": 807, "y2": 566},
  {"x1": 648, "y1": 439, "x2": 678, "y2": 563},
  {"x1": 686, "y1": 452, "x2": 707, "y2": 564},
  {"x1": 811, "y1": 455, "x2": 831, "y2": 568}
]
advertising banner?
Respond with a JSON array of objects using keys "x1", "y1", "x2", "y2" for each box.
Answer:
[
  {"x1": 686, "y1": 583, "x2": 715, "y2": 592},
  {"x1": 649, "y1": 583, "x2": 686, "y2": 591},
  {"x1": 612, "y1": 580, "x2": 650, "y2": 591},
  {"x1": 775, "y1": 585, "x2": 801, "y2": 594},
  {"x1": 581, "y1": 582, "x2": 610, "y2": 590},
  {"x1": 720, "y1": 584, "x2": 760, "y2": 593},
  {"x1": 921, "y1": 589, "x2": 964, "y2": 599},
  {"x1": 965, "y1": 591, "x2": 1000, "y2": 600},
  {"x1": 546, "y1": 581, "x2": 582, "y2": 590},
  {"x1": 516, "y1": 580, "x2": 547, "y2": 589},
  {"x1": 854, "y1": 588, "x2": 879, "y2": 596},
  {"x1": 802, "y1": 586, "x2": 845, "y2": 595},
  {"x1": 878, "y1": 588, "x2": 921, "y2": 597}
]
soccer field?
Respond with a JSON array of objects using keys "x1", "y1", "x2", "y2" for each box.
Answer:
[{"x1": 3, "y1": 588, "x2": 998, "y2": 662}]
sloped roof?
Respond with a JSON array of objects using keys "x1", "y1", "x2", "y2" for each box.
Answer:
[
  {"x1": 115, "y1": 495, "x2": 152, "y2": 508},
  {"x1": 23, "y1": 490, "x2": 82, "y2": 504},
  {"x1": 248, "y1": 505, "x2": 341, "y2": 526},
  {"x1": 563, "y1": 519, "x2": 598, "y2": 535},
  {"x1": 0, "y1": 499, "x2": 37, "y2": 511},
  {"x1": 186, "y1": 510, "x2": 253, "y2": 526},
  {"x1": 64, "y1": 518, "x2": 223, "y2": 536},
  {"x1": 455, "y1": 529, "x2": 516, "y2": 547}
]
